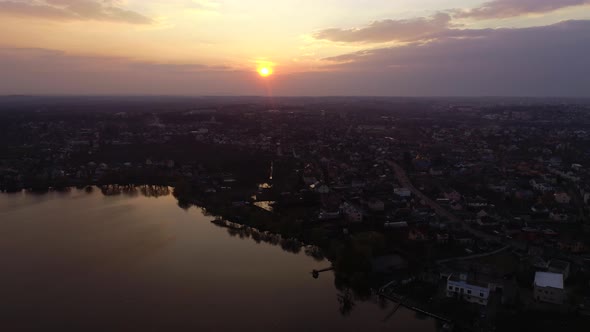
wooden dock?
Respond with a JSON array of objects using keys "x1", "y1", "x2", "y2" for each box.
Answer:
[
  {"x1": 311, "y1": 267, "x2": 334, "y2": 279},
  {"x1": 378, "y1": 290, "x2": 452, "y2": 324}
]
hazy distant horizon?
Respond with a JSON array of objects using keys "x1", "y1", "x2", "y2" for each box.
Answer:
[{"x1": 2, "y1": 94, "x2": 590, "y2": 100}]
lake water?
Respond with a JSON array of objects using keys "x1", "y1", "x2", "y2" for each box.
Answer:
[{"x1": 0, "y1": 187, "x2": 437, "y2": 331}]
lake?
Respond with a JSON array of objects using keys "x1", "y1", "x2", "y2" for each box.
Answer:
[{"x1": 0, "y1": 187, "x2": 437, "y2": 331}]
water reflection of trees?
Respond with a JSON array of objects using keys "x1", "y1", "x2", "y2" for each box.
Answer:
[
  {"x1": 98, "y1": 184, "x2": 171, "y2": 198},
  {"x1": 210, "y1": 218, "x2": 324, "y2": 260},
  {"x1": 91, "y1": 185, "x2": 374, "y2": 319},
  {"x1": 337, "y1": 290, "x2": 356, "y2": 316}
]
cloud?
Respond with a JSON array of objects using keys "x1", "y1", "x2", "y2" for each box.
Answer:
[
  {"x1": 455, "y1": 0, "x2": 590, "y2": 19},
  {"x1": 0, "y1": 0, "x2": 153, "y2": 24},
  {"x1": 311, "y1": 0, "x2": 590, "y2": 44},
  {"x1": 312, "y1": 20, "x2": 590, "y2": 96},
  {"x1": 312, "y1": 13, "x2": 452, "y2": 43},
  {"x1": 1, "y1": 21, "x2": 589, "y2": 97}
]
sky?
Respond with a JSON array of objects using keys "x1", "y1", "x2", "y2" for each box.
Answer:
[{"x1": 0, "y1": 0, "x2": 589, "y2": 96}]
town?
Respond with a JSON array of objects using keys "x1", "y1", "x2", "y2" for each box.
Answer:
[{"x1": 1, "y1": 96, "x2": 590, "y2": 331}]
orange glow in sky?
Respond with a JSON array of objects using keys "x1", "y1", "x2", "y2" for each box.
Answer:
[{"x1": 0, "y1": 0, "x2": 586, "y2": 95}]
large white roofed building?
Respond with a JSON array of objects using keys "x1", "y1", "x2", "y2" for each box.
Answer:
[{"x1": 533, "y1": 272, "x2": 565, "y2": 305}]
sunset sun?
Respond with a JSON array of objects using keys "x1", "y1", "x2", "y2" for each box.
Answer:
[{"x1": 258, "y1": 67, "x2": 273, "y2": 77}]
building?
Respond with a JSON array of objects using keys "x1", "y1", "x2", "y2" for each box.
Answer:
[
  {"x1": 446, "y1": 273, "x2": 491, "y2": 306},
  {"x1": 341, "y1": 203, "x2": 363, "y2": 223},
  {"x1": 394, "y1": 187, "x2": 412, "y2": 198},
  {"x1": 444, "y1": 190, "x2": 462, "y2": 202},
  {"x1": 548, "y1": 260, "x2": 571, "y2": 280},
  {"x1": 384, "y1": 221, "x2": 408, "y2": 229},
  {"x1": 533, "y1": 272, "x2": 565, "y2": 305},
  {"x1": 367, "y1": 199, "x2": 385, "y2": 212},
  {"x1": 554, "y1": 192, "x2": 571, "y2": 204},
  {"x1": 530, "y1": 179, "x2": 554, "y2": 193},
  {"x1": 316, "y1": 184, "x2": 330, "y2": 194}
]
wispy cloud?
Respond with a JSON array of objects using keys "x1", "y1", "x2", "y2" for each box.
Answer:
[
  {"x1": 312, "y1": 13, "x2": 452, "y2": 44},
  {"x1": 455, "y1": 0, "x2": 590, "y2": 19},
  {"x1": 0, "y1": 0, "x2": 153, "y2": 24},
  {"x1": 311, "y1": 0, "x2": 590, "y2": 45}
]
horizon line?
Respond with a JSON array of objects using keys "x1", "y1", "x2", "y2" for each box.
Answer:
[{"x1": 2, "y1": 94, "x2": 590, "y2": 100}]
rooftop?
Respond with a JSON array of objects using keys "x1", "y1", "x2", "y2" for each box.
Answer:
[
  {"x1": 534, "y1": 272, "x2": 564, "y2": 289},
  {"x1": 549, "y1": 259, "x2": 570, "y2": 271},
  {"x1": 448, "y1": 273, "x2": 489, "y2": 289}
]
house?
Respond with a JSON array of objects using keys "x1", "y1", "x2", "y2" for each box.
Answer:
[
  {"x1": 444, "y1": 190, "x2": 462, "y2": 202},
  {"x1": 548, "y1": 260, "x2": 571, "y2": 280},
  {"x1": 477, "y1": 216, "x2": 499, "y2": 227},
  {"x1": 476, "y1": 209, "x2": 489, "y2": 219},
  {"x1": 533, "y1": 272, "x2": 565, "y2": 305},
  {"x1": 408, "y1": 228, "x2": 428, "y2": 241},
  {"x1": 554, "y1": 192, "x2": 571, "y2": 204},
  {"x1": 549, "y1": 167, "x2": 581, "y2": 183},
  {"x1": 530, "y1": 256, "x2": 549, "y2": 270},
  {"x1": 316, "y1": 184, "x2": 330, "y2": 194},
  {"x1": 303, "y1": 176, "x2": 318, "y2": 186},
  {"x1": 367, "y1": 199, "x2": 385, "y2": 212},
  {"x1": 446, "y1": 273, "x2": 491, "y2": 306},
  {"x1": 558, "y1": 241, "x2": 588, "y2": 254},
  {"x1": 341, "y1": 203, "x2": 363, "y2": 223},
  {"x1": 436, "y1": 233, "x2": 450, "y2": 244},
  {"x1": 394, "y1": 187, "x2": 412, "y2": 198},
  {"x1": 429, "y1": 168, "x2": 444, "y2": 176},
  {"x1": 549, "y1": 210, "x2": 569, "y2": 222},
  {"x1": 530, "y1": 179, "x2": 554, "y2": 193},
  {"x1": 384, "y1": 221, "x2": 409, "y2": 229},
  {"x1": 488, "y1": 184, "x2": 508, "y2": 193},
  {"x1": 467, "y1": 197, "x2": 490, "y2": 209},
  {"x1": 450, "y1": 201, "x2": 463, "y2": 210},
  {"x1": 318, "y1": 210, "x2": 340, "y2": 221},
  {"x1": 531, "y1": 204, "x2": 549, "y2": 214},
  {"x1": 454, "y1": 234, "x2": 475, "y2": 245}
]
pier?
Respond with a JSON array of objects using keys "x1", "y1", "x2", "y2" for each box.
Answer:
[
  {"x1": 378, "y1": 287, "x2": 452, "y2": 324},
  {"x1": 311, "y1": 267, "x2": 334, "y2": 279},
  {"x1": 383, "y1": 297, "x2": 404, "y2": 322}
]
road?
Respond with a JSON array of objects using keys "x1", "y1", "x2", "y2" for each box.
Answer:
[
  {"x1": 388, "y1": 160, "x2": 525, "y2": 249},
  {"x1": 389, "y1": 161, "x2": 462, "y2": 224}
]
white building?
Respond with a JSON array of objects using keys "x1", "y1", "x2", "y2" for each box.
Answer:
[
  {"x1": 446, "y1": 274, "x2": 491, "y2": 306},
  {"x1": 394, "y1": 187, "x2": 412, "y2": 198},
  {"x1": 530, "y1": 179, "x2": 554, "y2": 193},
  {"x1": 533, "y1": 272, "x2": 565, "y2": 305}
]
